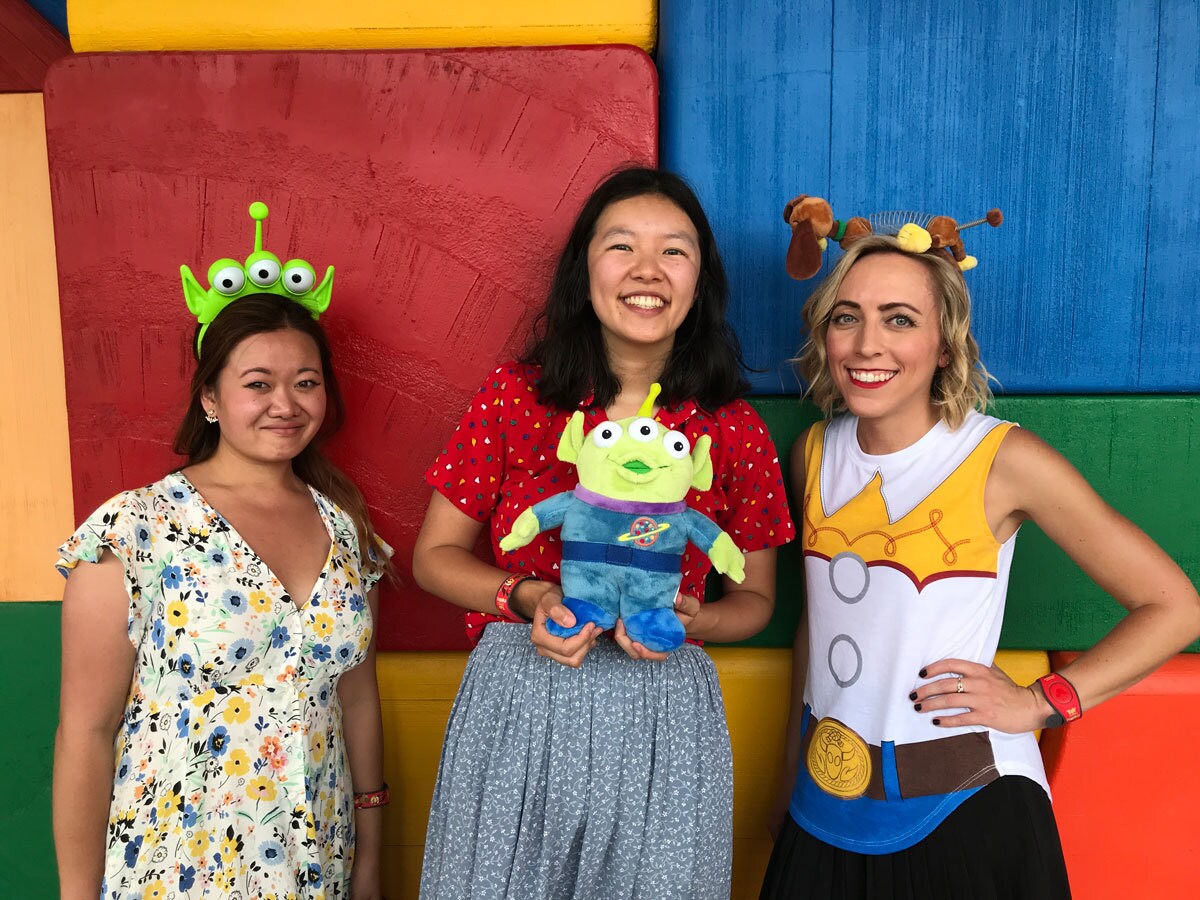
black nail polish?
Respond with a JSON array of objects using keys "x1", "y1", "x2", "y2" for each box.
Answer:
[
  {"x1": 914, "y1": 703, "x2": 922, "y2": 711},
  {"x1": 908, "y1": 691, "x2": 917, "y2": 701},
  {"x1": 932, "y1": 718, "x2": 941, "y2": 726},
  {"x1": 919, "y1": 668, "x2": 928, "y2": 678}
]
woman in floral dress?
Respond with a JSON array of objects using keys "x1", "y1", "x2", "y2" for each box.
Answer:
[{"x1": 53, "y1": 294, "x2": 391, "y2": 899}]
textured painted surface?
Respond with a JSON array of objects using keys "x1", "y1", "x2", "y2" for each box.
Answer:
[
  {"x1": 0, "y1": 0, "x2": 71, "y2": 92},
  {"x1": 1042, "y1": 652, "x2": 1200, "y2": 899},
  {"x1": 0, "y1": 94, "x2": 73, "y2": 602},
  {"x1": 26, "y1": 0, "x2": 67, "y2": 38},
  {"x1": 0, "y1": 603, "x2": 60, "y2": 897},
  {"x1": 749, "y1": 395, "x2": 1200, "y2": 651},
  {"x1": 659, "y1": 0, "x2": 1199, "y2": 393},
  {"x1": 67, "y1": 0, "x2": 655, "y2": 52},
  {"x1": 43, "y1": 48, "x2": 657, "y2": 650}
]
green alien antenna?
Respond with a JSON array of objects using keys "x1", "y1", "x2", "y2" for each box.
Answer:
[{"x1": 181, "y1": 201, "x2": 334, "y2": 354}]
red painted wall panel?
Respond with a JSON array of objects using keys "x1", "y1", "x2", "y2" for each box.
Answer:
[{"x1": 44, "y1": 48, "x2": 657, "y2": 649}]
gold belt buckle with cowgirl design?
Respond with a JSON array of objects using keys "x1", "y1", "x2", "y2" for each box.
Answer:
[{"x1": 806, "y1": 717, "x2": 871, "y2": 799}]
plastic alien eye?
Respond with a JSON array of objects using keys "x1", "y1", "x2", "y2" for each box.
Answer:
[
  {"x1": 663, "y1": 431, "x2": 691, "y2": 459},
  {"x1": 247, "y1": 258, "x2": 281, "y2": 287},
  {"x1": 211, "y1": 265, "x2": 246, "y2": 296},
  {"x1": 592, "y1": 421, "x2": 623, "y2": 447},
  {"x1": 281, "y1": 261, "x2": 316, "y2": 295},
  {"x1": 628, "y1": 417, "x2": 659, "y2": 442}
]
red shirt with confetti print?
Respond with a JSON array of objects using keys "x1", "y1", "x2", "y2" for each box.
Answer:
[{"x1": 424, "y1": 362, "x2": 795, "y2": 644}]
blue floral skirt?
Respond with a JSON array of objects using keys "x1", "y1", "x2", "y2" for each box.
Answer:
[{"x1": 420, "y1": 623, "x2": 733, "y2": 900}]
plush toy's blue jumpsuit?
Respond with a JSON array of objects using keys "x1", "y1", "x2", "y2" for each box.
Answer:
[{"x1": 533, "y1": 486, "x2": 724, "y2": 651}]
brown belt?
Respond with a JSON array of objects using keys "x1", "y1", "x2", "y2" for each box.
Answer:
[{"x1": 801, "y1": 711, "x2": 998, "y2": 801}]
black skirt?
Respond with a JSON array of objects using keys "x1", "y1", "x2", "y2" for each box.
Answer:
[{"x1": 760, "y1": 776, "x2": 1071, "y2": 900}]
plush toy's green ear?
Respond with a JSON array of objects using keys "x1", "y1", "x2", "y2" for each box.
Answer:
[
  {"x1": 557, "y1": 410, "x2": 588, "y2": 464},
  {"x1": 690, "y1": 434, "x2": 714, "y2": 491}
]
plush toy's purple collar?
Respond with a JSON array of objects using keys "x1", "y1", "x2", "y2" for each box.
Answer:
[{"x1": 573, "y1": 486, "x2": 688, "y2": 515}]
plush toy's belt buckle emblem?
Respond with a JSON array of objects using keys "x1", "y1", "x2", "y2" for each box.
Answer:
[{"x1": 807, "y1": 717, "x2": 872, "y2": 799}]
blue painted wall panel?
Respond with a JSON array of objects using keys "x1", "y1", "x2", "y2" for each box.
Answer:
[
  {"x1": 1142, "y1": 1, "x2": 1200, "y2": 387},
  {"x1": 658, "y1": 1, "x2": 833, "y2": 391},
  {"x1": 659, "y1": 0, "x2": 1199, "y2": 393}
]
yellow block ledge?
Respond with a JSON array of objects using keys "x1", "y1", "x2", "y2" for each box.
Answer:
[
  {"x1": 376, "y1": 647, "x2": 1049, "y2": 899},
  {"x1": 68, "y1": 1, "x2": 657, "y2": 52}
]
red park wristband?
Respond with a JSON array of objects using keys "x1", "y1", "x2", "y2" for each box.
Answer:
[
  {"x1": 495, "y1": 574, "x2": 534, "y2": 622},
  {"x1": 1037, "y1": 672, "x2": 1083, "y2": 728}
]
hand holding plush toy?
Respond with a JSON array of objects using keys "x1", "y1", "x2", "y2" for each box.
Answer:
[{"x1": 499, "y1": 384, "x2": 745, "y2": 653}]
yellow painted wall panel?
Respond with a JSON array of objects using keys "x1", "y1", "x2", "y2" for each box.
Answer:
[
  {"x1": 69, "y1": 1, "x2": 656, "y2": 52},
  {"x1": 375, "y1": 648, "x2": 1050, "y2": 898},
  {"x1": 0, "y1": 94, "x2": 73, "y2": 603}
]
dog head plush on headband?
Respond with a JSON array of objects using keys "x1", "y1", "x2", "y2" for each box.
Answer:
[
  {"x1": 783, "y1": 195, "x2": 1003, "y2": 280},
  {"x1": 181, "y1": 202, "x2": 334, "y2": 353}
]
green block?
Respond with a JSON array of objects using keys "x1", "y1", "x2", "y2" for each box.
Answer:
[
  {"x1": 0, "y1": 602, "x2": 61, "y2": 896},
  {"x1": 739, "y1": 396, "x2": 1200, "y2": 651}
]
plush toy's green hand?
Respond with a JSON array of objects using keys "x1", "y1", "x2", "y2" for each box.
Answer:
[
  {"x1": 708, "y1": 532, "x2": 746, "y2": 583},
  {"x1": 499, "y1": 508, "x2": 541, "y2": 553}
]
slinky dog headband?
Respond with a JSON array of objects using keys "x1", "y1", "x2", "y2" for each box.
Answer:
[{"x1": 783, "y1": 195, "x2": 1003, "y2": 280}]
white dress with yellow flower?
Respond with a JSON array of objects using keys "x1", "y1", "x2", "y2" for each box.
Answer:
[{"x1": 57, "y1": 472, "x2": 384, "y2": 899}]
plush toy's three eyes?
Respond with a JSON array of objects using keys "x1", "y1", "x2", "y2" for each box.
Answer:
[{"x1": 590, "y1": 417, "x2": 691, "y2": 459}]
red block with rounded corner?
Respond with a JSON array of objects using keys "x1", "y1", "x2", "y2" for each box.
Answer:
[
  {"x1": 1041, "y1": 651, "x2": 1200, "y2": 898},
  {"x1": 43, "y1": 48, "x2": 657, "y2": 649}
]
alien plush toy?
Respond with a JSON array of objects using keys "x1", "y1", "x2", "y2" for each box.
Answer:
[{"x1": 499, "y1": 384, "x2": 746, "y2": 652}]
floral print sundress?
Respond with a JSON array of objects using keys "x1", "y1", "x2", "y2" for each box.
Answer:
[{"x1": 57, "y1": 472, "x2": 386, "y2": 899}]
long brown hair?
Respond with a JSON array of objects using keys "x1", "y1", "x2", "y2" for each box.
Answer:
[{"x1": 173, "y1": 294, "x2": 393, "y2": 581}]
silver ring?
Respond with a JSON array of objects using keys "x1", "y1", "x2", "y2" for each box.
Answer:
[{"x1": 956, "y1": 677, "x2": 965, "y2": 694}]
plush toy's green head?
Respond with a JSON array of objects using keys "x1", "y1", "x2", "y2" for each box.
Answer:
[
  {"x1": 557, "y1": 384, "x2": 713, "y2": 502},
  {"x1": 180, "y1": 201, "x2": 334, "y2": 354}
]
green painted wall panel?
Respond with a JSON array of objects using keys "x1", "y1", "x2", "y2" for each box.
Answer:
[
  {"x1": 743, "y1": 396, "x2": 1200, "y2": 651},
  {"x1": 0, "y1": 602, "x2": 61, "y2": 897}
]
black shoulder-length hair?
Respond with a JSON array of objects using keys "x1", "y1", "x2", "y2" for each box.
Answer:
[{"x1": 521, "y1": 167, "x2": 749, "y2": 412}]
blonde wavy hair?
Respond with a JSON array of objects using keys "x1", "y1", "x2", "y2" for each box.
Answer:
[{"x1": 796, "y1": 235, "x2": 993, "y2": 429}]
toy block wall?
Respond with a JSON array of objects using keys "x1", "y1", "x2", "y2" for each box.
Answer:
[
  {"x1": 65, "y1": 0, "x2": 655, "y2": 52},
  {"x1": 43, "y1": 47, "x2": 657, "y2": 653},
  {"x1": 659, "y1": 0, "x2": 1200, "y2": 393}
]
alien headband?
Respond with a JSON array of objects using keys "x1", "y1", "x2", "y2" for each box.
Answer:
[
  {"x1": 181, "y1": 202, "x2": 334, "y2": 353},
  {"x1": 782, "y1": 195, "x2": 1003, "y2": 281}
]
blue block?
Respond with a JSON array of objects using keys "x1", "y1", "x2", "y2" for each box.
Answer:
[{"x1": 659, "y1": 1, "x2": 1198, "y2": 392}]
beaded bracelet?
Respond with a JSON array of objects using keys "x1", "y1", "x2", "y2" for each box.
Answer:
[
  {"x1": 1036, "y1": 673, "x2": 1083, "y2": 728},
  {"x1": 353, "y1": 783, "x2": 390, "y2": 809}
]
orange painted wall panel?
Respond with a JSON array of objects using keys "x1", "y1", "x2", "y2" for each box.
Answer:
[
  {"x1": 1042, "y1": 651, "x2": 1200, "y2": 899},
  {"x1": 0, "y1": 93, "x2": 73, "y2": 602}
]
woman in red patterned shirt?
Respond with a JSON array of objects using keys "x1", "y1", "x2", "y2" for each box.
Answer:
[{"x1": 413, "y1": 168, "x2": 795, "y2": 899}]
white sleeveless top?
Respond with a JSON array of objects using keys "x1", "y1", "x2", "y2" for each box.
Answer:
[{"x1": 788, "y1": 411, "x2": 1049, "y2": 854}]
